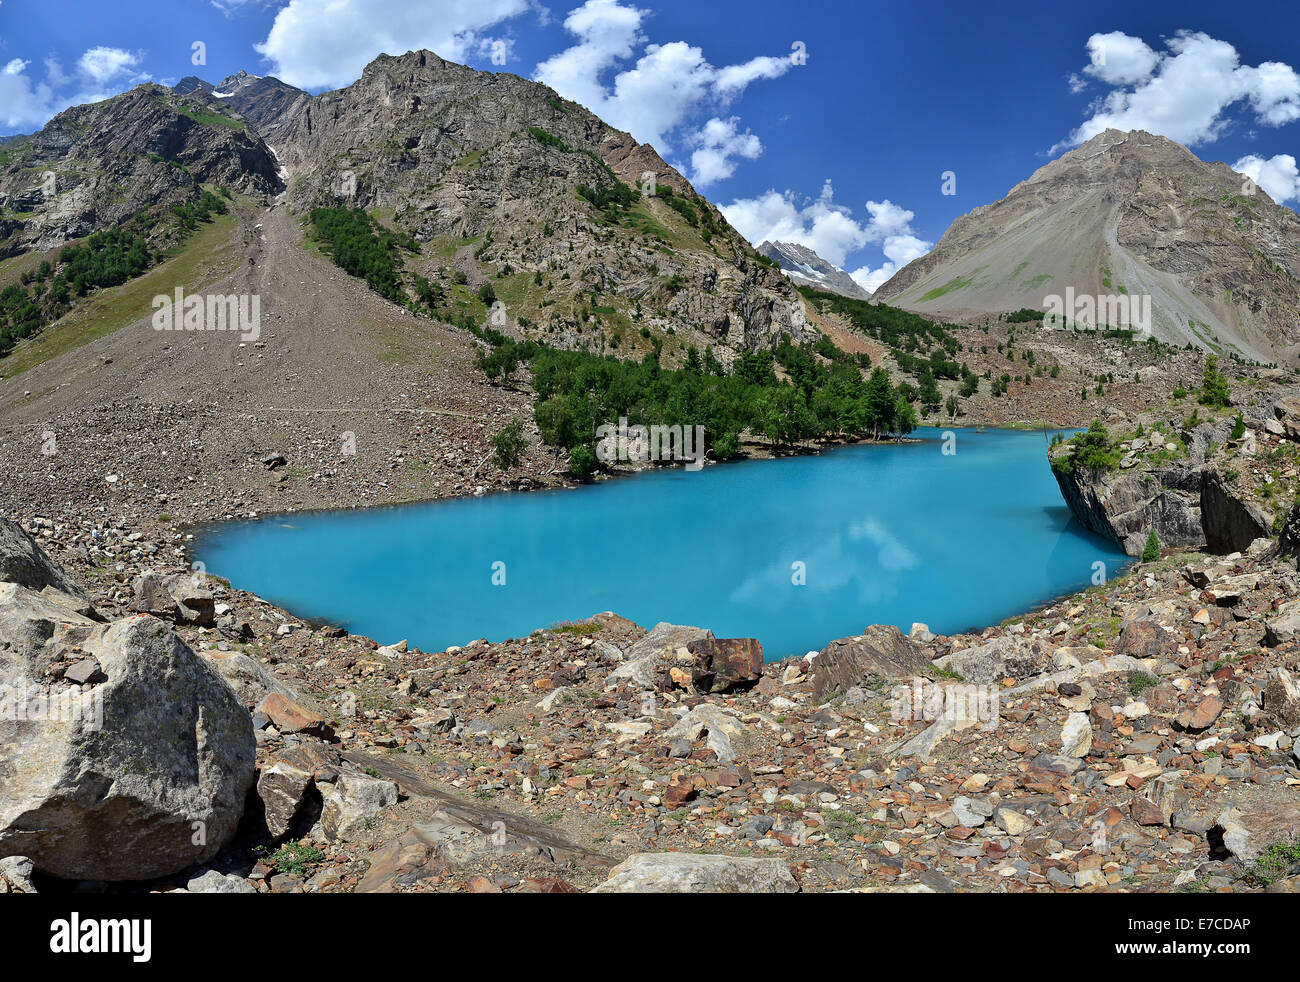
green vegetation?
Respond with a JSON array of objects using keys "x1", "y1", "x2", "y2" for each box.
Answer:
[
  {"x1": 1141, "y1": 530, "x2": 1161, "y2": 563},
  {"x1": 1050, "y1": 421, "x2": 1123, "y2": 475},
  {"x1": 475, "y1": 331, "x2": 918, "y2": 476},
  {"x1": 256, "y1": 840, "x2": 325, "y2": 878},
  {"x1": 308, "y1": 206, "x2": 420, "y2": 304},
  {"x1": 1128, "y1": 671, "x2": 1160, "y2": 697},
  {"x1": 1199, "y1": 354, "x2": 1231, "y2": 408},
  {"x1": 491, "y1": 417, "x2": 529, "y2": 470},
  {"x1": 0, "y1": 189, "x2": 227, "y2": 358},
  {"x1": 1240, "y1": 843, "x2": 1300, "y2": 888},
  {"x1": 918, "y1": 272, "x2": 976, "y2": 302},
  {"x1": 527, "y1": 126, "x2": 572, "y2": 153}
]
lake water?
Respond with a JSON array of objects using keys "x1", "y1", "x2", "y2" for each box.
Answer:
[{"x1": 196, "y1": 427, "x2": 1129, "y2": 661}]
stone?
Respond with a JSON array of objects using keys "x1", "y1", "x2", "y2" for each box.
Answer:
[
  {"x1": 0, "y1": 856, "x2": 36, "y2": 893},
  {"x1": 1129, "y1": 797, "x2": 1168, "y2": 826},
  {"x1": 319, "y1": 770, "x2": 399, "y2": 842},
  {"x1": 686, "y1": 637, "x2": 763, "y2": 693},
  {"x1": 257, "y1": 743, "x2": 337, "y2": 840},
  {"x1": 1114, "y1": 618, "x2": 1172, "y2": 660},
  {"x1": 665, "y1": 704, "x2": 751, "y2": 764},
  {"x1": 932, "y1": 635, "x2": 1050, "y2": 685},
  {"x1": 257, "y1": 692, "x2": 330, "y2": 737},
  {"x1": 1265, "y1": 667, "x2": 1300, "y2": 728},
  {"x1": 201, "y1": 651, "x2": 298, "y2": 706},
  {"x1": 1176, "y1": 695, "x2": 1224, "y2": 732},
  {"x1": 130, "y1": 571, "x2": 216, "y2": 627},
  {"x1": 0, "y1": 614, "x2": 255, "y2": 880},
  {"x1": 0, "y1": 519, "x2": 89, "y2": 600},
  {"x1": 994, "y1": 808, "x2": 1034, "y2": 836},
  {"x1": 185, "y1": 869, "x2": 257, "y2": 894},
  {"x1": 951, "y1": 796, "x2": 993, "y2": 827},
  {"x1": 1216, "y1": 801, "x2": 1300, "y2": 861},
  {"x1": 1061, "y1": 712, "x2": 1092, "y2": 757},
  {"x1": 812, "y1": 626, "x2": 932, "y2": 700},
  {"x1": 591, "y1": 853, "x2": 799, "y2": 893},
  {"x1": 1201, "y1": 469, "x2": 1273, "y2": 554},
  {"x1": 1265, "y1": 601, "x2": 1300, "y2": 648},
  {"x1": 62, "y1": 657, "x2": 106, "y2": 685},
  {"x1": 605, "y1": 623, "x2": 712, "y2": 690}
]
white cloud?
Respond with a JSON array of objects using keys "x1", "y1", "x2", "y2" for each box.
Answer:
[
  {"x1": 535, "y1": 0, "x2": 792, "y2": 167},
  {"x1": 0, "y1": 47, "x2": 149, "y2": 132},
  {"x1": 1060, "y1": 31, "x2": 1300, "y2": 149},
  {"x1": 77, "y1": 47, "x2": 142, "y2": 85},
  {"x1": 1083, "y1": 32, "x2": 1159, "y2": 86},
  {"x1": 689, "y1": 116, "x2": 761, "y2": 186},
  {"x1": 1233, "y1": 153, "x2": 1300, "y2": 204},
  {"x1": 253, "y1": 0, "x2": 537, "y2": 90},
  {"x1": 721, "y1": 181, "x2": 931, "y2": 293}
]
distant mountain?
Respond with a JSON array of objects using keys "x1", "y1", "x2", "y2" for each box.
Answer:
[
  {"x1": 873, "y1": 129, "x2": 1300, "y2": 365},
  {"x1": 172, "y1": 76, "x2": 213, "y2": 96},
  {"x1": 209, "y1": 71, "x2": 306, "y2": 140},
  {"x1": 0, "y1": 84, "x2": 281, "y2": 256},
  {"x1": 758, "y1": 240, "x2": 871, "y2": 300}
]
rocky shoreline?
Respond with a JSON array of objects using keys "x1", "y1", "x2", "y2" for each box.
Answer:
[{"x1": 3, "y1": 491, "x2": 1300, "y2": 893}]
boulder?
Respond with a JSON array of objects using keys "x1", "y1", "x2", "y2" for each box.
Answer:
[
  {"x1": 1265, "y1": 667, "x2": 1300, "y2": 728},
  {"x1": 1216, "y1": 801, "x2": 1300, "y2": 861},
  {"x1": 1051, "y1": 461, "x2": 1206, "y2": 556},
  {"x1": 812, "y1": 625, "x2": 932, "y2": 700},
  {"x1": 665, "y1": 704, "x2": 752, "y2": 764},
  {"x1": 1274, "y1": 504, "x2": 1300, "y2": 562},
  {"x1": 0, "y1": 519, "x2": 88, "y2": 600},
  {"x1": 256, "y1": 742, "x2": 338, "y2": 840},
  {"x1": 200, "y1": 650, "x2": 298, "y2": 707},
  {"x1": 1114, "y1": 618, "x2": 1173, "y2": 660},
  {"x1": 1201, "y1": 469, "x2": 1273, "y2": 555},
  {"x1": 592, "y1": 852, "x2": 799, "y2": 893},
  {"x1": 686, "y1": 637, "x2": 763, "y2": 693},
  {"x1": 932, "y1": 635, "x2": 1050, "y2": 685},
  {"x1": 1265, "y1": 601, "x2": 1300, "y2": 647},
  {"x1": 130, "y1": 571, "x2": 216, "y2": 627},
  {"x1": 0, "y1": 614, "x2": 255, "y2": 880},
  {"x1": 319, "y1": 769, "x2": 399, "y2": 842},
  {"x1": 605, "y1": 622, "x2": 712, "y2": 690}
]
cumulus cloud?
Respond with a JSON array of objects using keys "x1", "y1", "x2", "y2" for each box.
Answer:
[
  {"x1": 689, "y1": 117, "x2": 761, "y2": 186},
  {"x1": 721, "y1": 181, "x2": 931, "y2": 294},
  {"x1": 535, "y1": 0, "x2": 793, "y2": 168},
  {"x1": 253, "y1": 0, "x2": 537, "y2": 90},
  {"x1": 0, "y1": 47, "x2": 147, "y2": 132},
  {"x1": 1059, "y1": 30, "x2": 1300, "y2": 149},
  {"x1": 1233, "y1": 153, "x2": 1300, "y2": 204}
]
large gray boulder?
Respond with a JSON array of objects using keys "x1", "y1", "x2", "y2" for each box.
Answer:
[
  {"x1": 605, "y1": 622, "x2": 712, "y2": 690},
  {"x1": 811, "y1": 626, "x2": 932, "y2": 701},
  {"x1": 130, "y1": 570, "x2": 216, "y2": 627},
  {"x1": 1201, "y1": 469, "x2": 1273, "y2": 554},
  {"x1": 0, "y1": 519, "x2": 88, "y2": 600},
  {"x1": 0, "y1": 614, "x2": 256, "y2": 880},
  {"x1": 932, "y1": 635, "x2": 1051, "y2": 685},
  {"x1": 592, "y1": 853, "x2": 799, "y2": 893}
]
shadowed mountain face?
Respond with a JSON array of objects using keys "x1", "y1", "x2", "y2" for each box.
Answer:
[
  {"x1": 0, "y1": 84, "x2": 282, "y2": 257},
  {"x1": 210, "y1": 71, "x2": 307, "y2": 141},
  {"x1": 873, "y1": 129, "x2": 1300, "y2": 366},
  {"x1": 758, "y1": 240, "x2": 872, "y2": 300}
]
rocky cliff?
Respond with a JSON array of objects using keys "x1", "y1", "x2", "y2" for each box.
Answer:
[{"x1": 0, "y1": 84, "x2": 282, "y2": 257}]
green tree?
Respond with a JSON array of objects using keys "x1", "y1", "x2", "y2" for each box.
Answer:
[
  {"x1": 1199, "y1": 355, "x2": 1230, "y2": 408},
  {"x1": 1141, "y1": 530, "x2": 1161, "y2": 563},
  {"x1": 491, "y1": 418, "x2": 529, "y2": 470}
]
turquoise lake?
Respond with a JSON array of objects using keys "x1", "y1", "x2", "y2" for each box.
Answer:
[{"x1": 196, "y1": 427, "x2": 1129, "y2": 661}]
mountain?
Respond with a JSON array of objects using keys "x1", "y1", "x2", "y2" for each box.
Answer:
[
  {"x1": 758, "y1": 240, "x2": 871, "y2": 299},
  {"x1": 873, "y1": 129, "x2": 1300, "y2": 366},
  {"x1": 265, "y1": 50, "x2": 814, "y2": 360},
  {"x1": 0, "y1": 83, "x2": 281, "y2": 256},
  {"x1": 208, "y1": 71, "x2": 306, "y2": 140}
]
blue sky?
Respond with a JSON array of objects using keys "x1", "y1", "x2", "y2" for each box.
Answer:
[{"x1": 2, "y1": 0, "x2": 1299, "y2": 290}]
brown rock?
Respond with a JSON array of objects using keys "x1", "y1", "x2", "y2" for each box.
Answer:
[
  {"x1": 259, "y1": 692, "x2": 331, "y2": 737},
  {"x1": 1176, "y1": 695, "x2": 1224, "y2": 732},
  {"x1": 1129, "y1": 797, "x2": 1168, "y2": 826},
  {"x1": 811, "y1": 626, "x2": 931, "y2": 701},
  {"x1": 1114, "y1": 618, "x2": 1171, "y2": 660},
  {"x1": 686, "y1": 637, "x2": 763, "y2": 694}
]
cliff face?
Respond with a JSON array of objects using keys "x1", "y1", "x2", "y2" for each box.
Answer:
[
  {"x1": 1049, "y1": 395, "x2": 1289, "y2": 557},
  {"x1": 0, "y1": 85, "x2": 282, "y2": 256}
]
